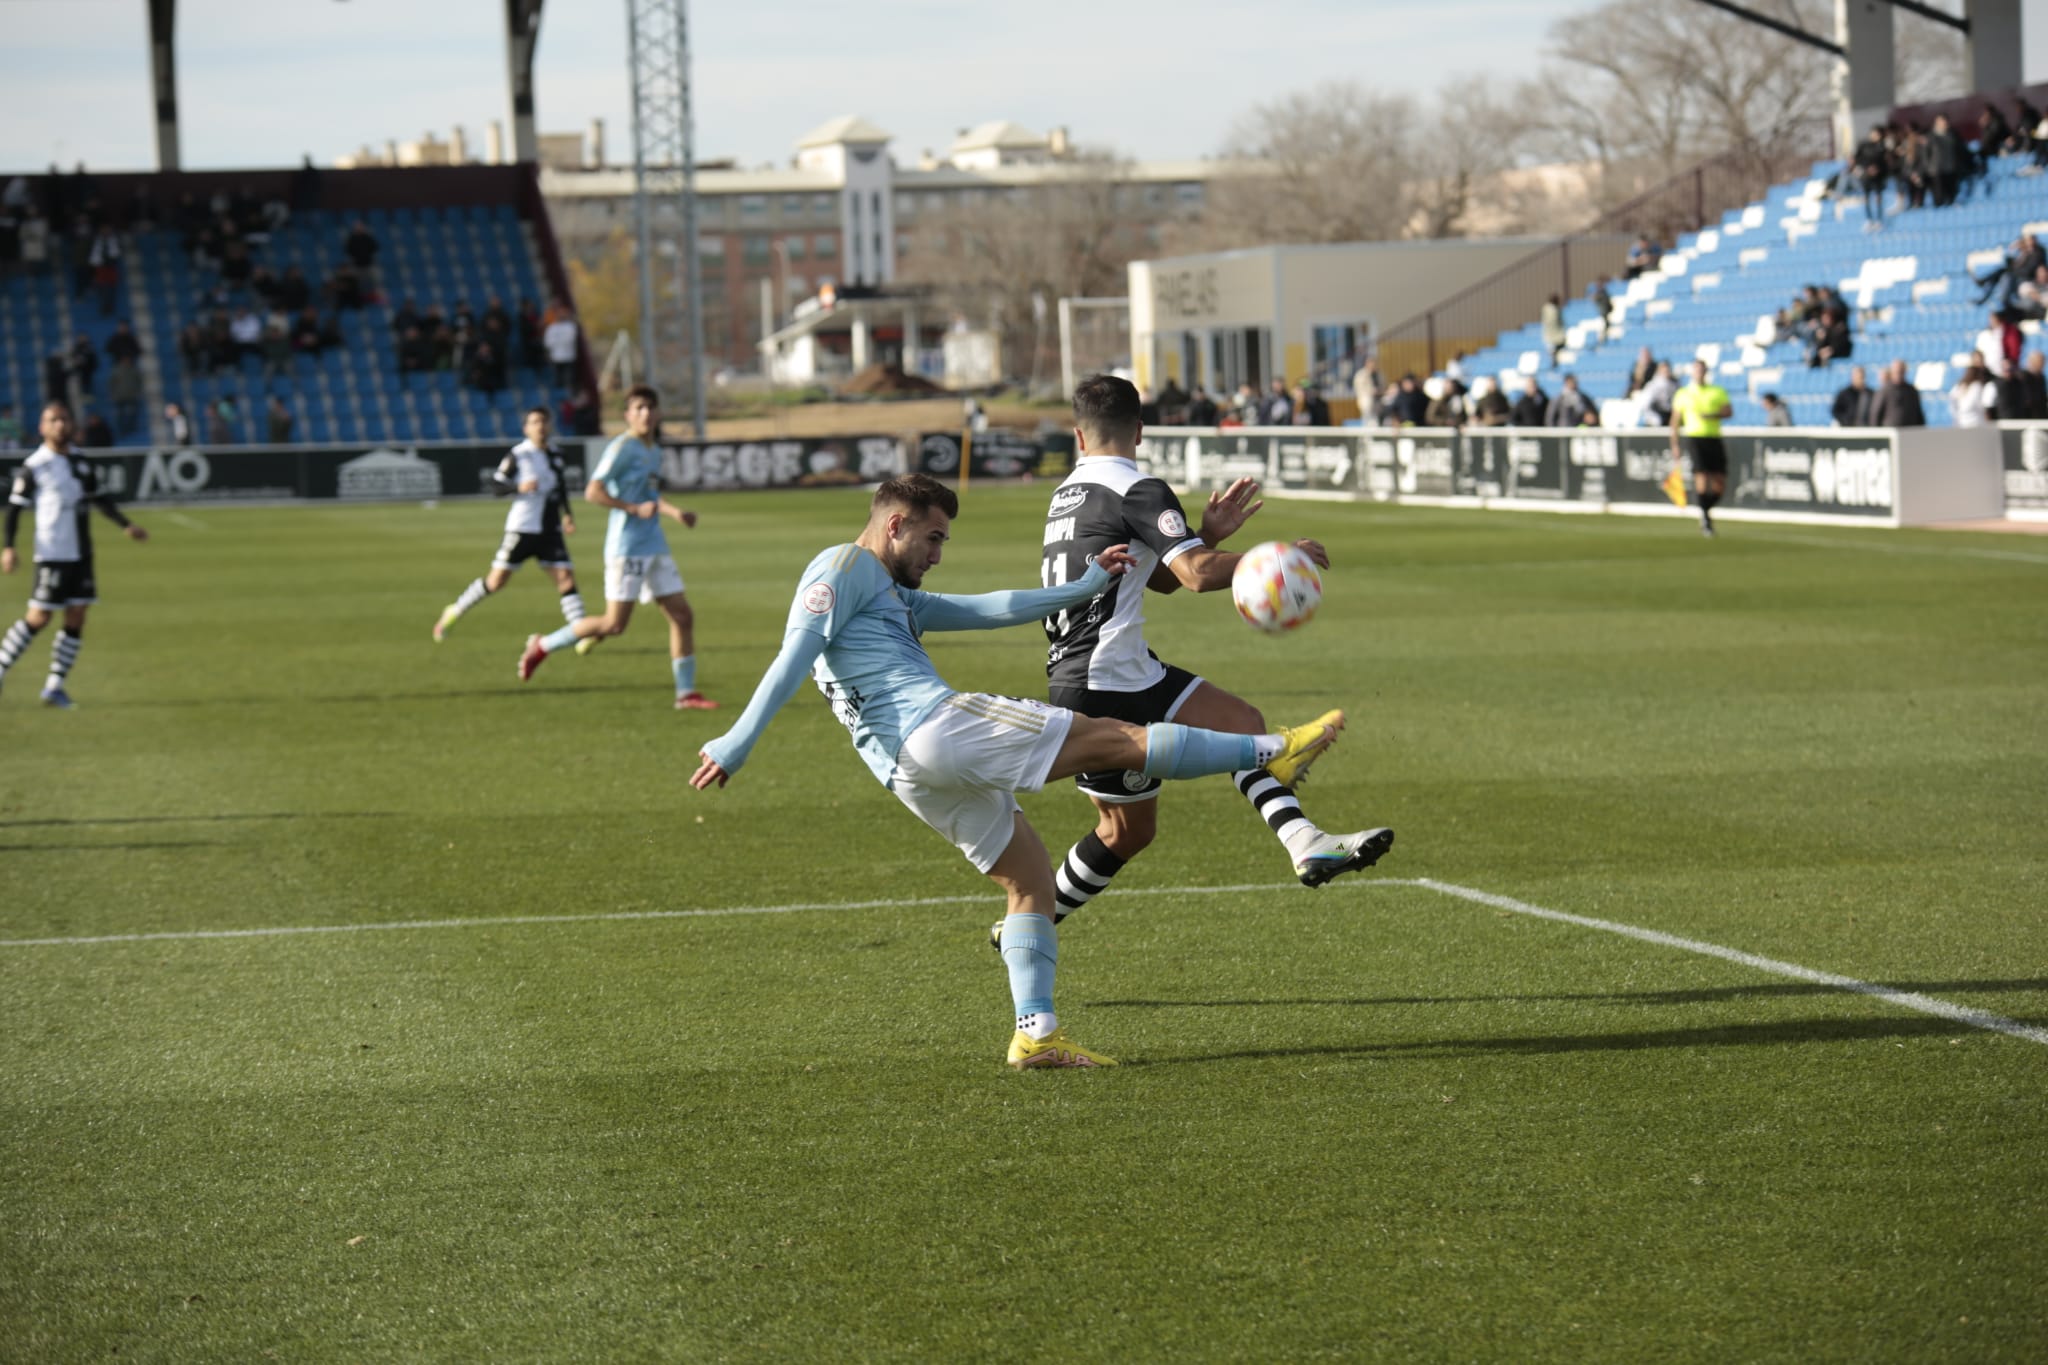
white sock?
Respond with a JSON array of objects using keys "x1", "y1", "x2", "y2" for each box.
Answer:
[{"x1": 1016, "y1": 1010, "x2": 1058, "y2": 1040}]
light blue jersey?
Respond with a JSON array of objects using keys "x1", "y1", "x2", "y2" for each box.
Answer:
[
  {"x1": 700, "y1": 542, "x2": 1113, "y2": 787},
  {"x1": 590, "y1": 434, "x2": 670, "y2": 559}
]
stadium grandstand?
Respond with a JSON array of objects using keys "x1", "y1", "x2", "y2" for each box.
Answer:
[
  {"x1": 1422, "y1": 114, "x2": 2048, "y2": 430},
  {"x1": 0, "y1": 165, "x2": 596, "y2": 447}
]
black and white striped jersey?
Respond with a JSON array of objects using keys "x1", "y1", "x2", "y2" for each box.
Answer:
[
  {"x1": 1041, "y1": 456, "x2": 1204, "y2": 693},
  {"x1": 8, "y1": 446, "x2": 102, "y2": 563},
  {"x1": 493, "y1": 440, "x2": 569, "y2": 535}
]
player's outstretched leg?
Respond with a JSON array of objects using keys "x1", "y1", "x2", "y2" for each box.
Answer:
[
  {"x1": 40, "y1": 628, "x2": 80, "y2": 708},
  {"x1": 0, "y1": 616, "x2": 45, "y2": 698},
  {"x1": 434, "y1": 576, "x2": 494, "y2": 642}
]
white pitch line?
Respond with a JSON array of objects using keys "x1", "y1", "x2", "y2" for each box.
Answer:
[
  {"x1": 1411, "y1": 878, "x2": 2048, "y2": 1048},
  {"x1": 6, "y1": 876, "x2": 2042, "y2": 1049},
  {"x1": 0, "y1": 879, "x2": 1382, "y2": 948}
]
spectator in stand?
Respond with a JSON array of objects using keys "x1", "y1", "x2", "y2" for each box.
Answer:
[
  {"x1": 343, "y1": 219, "x2": 380, "y2": 299},
  {"x1": 398, "y1": 324, "x2": 434, "y2": 385},
  {"x1": 1980, "y1": 102, "x2": 2015, "y2": 160},
  {"x1": 1589, "y1": 276, "x2": 1614, "y2": 341},
  {"x1": 1260, "y1": 378, "x2": 1294, "y2": 425},
  {"x1": 1292, "y1": 383, "x2": 1329, "y2": 426},
  {"x1": 1545, "y1": 374, "x2": 1598, "y2": 428},
  {"x1": 43, "y1": 351, "x2": 69, "y2": 404},
  {"x1": 467, "y1": 341, "x2": 507, "y2": 397},
  {"x1": 104, "y1": 319, "x2": 141, "y2": 367},
  {"x1": 1760, "y1": 392, "x2": 1793, "y2": 427},
  {"x1": 208, "y1": 396, "x2": 238, "y2": 444},
  {"x1": 277, "y1": 265, "x2": 311, "y2": 313},
  {"x1": 262, "y1": 317, "x2": 293, "y2": 377},
  {"x1": 67, "y1": 333, "x2": 98, "y2": 396},
  {"x1": 1469, "y1": 376, "x2": 1511, "y2": 426},
  {"x1": 1895, "y1": 125, "x2": 1928, "y2": 211},
  {"x1": 86, "y1": 223, "x2": 121, "y2": 316},
  {"x1": 1156, "y1": 376, "x2": 1188, "y2": 422},
  {"x1": 516, "y1": 297, "x2": 546, "y2": 370},
  {"x1": 1540, "y1": 294, "x2": 1566, "y2": 366},
  {"x1": 1871, "y1": 360, "x2": 1925, "y2": 427},
  {"x1": 561, "y1": 387, "x2": 601, "y2": 437},
  {"x1": 292, "y1": 306, "x2": 337, "y2": 355},
  {"x1": 1926, "y1": 114, "x2": 1962, "y2": 207},
  {"x1": 1389, "y1": 374, "x2": 1429, "y2": 426},
  {"x1": 79, "y1": 406, "x2": 115, "y2": 449},
  {"x1": 266, "y1": 396, "x2": 294, "y2": 444},
  {"x1": 164, "y1": 400, "x2": 193, "y2": 446},
  {"x1": 543, "y1": 306, "x2": 582, "y2": 390},
  {"x1": 1636, "y1": 361, "x2": 1677, "y2": 426},
  {"x1": 1805, "y1": 308, "x2": 1852, "y2": 368},
  {"x1": 0, "y1": 404, "x2": 21, "y2": 449},
  {"x1": 1510, "y1": 374, "x2": 1549, "y2": 426},
  {"x1": 178, "y1": 323, "x2": 210, "y2": 376},
  {"x1": 2007, "y1": 351, "x2": 2047, "y2": 420},
  {"x1": 1350, "y1": 358, "x2": 1381, "y2": 427},
  {"x1": 1949, "y1": 358, "x2": 1994, "y2": 428},
  {"x1": 1623, "y1": 235, "x2": 1656, "y2": 280},
  {"x1": 229, "y1": 306, "x2": 264, "y2": 365},
  {"x1": 481, "y1": 295, "x2": 513, "y2": 357},
  {"x1": 326, "y1": 263, "x2": 364, "y2": 311},
  {"x1": 219, "y1": 237, "x2": 253, "y2": 296},
  {"x1": 1973, "y1": 232, "x2": 2041, "y2": 307},
  {"x1": 1136, "y1": 388, "x2": 1162, "y2": 425},
  {"x1": 392, "y1": 296, "x2": 423, "y2": 336},
  {"x1": 1422, "y1": 376, "x2": 1464, "y2": 428},
  {"x1": 2013, "y1": 266, "x2": 2048, "y2": 321},
  {"x1": 1186, "y1": 386, "x2": 1219, "y2": 425},
  {"x1": 1852, "y1": 124, "x2": 1891, "y2": 230},
  {"x1": 1976, "y1": 309, "x2": 2022, "y2": 382},
  {"x1": 107, "y1": 356, "x2": 142, "y2": 436},
  {"x1": 18, "y1": 208, "x2": 50, "y2": 277},
  {"x1": 1626, "y1": 345, "x2": 1658, "y2": 396},
  {"x1": 1832, "y1": 366, "x2": 1876, "y2": 426}
]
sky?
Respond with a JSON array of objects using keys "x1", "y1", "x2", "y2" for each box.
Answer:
[{"x1": 0, "y1": 0, "x2": 2042, "y2": 173}]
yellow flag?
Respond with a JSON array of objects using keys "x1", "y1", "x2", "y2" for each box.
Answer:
[{"x1": 1661, "y1": 466, "x2": 1688, "y2": 507}]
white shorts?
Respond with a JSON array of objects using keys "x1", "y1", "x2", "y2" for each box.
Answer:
[
  {"x1": 890, "y1": 693, "x2": 1075, "y2": 872},
  {"x1": 604, "y1": 554, "x2": 685, "y2": 604}
]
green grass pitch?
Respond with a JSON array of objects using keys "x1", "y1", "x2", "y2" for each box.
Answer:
[{"x1": 2, "y1": 486, "x2": 2044, "y2": 1361}]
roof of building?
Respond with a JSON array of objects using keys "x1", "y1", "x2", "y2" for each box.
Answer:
[
  {"x1": 797, "y1": 115, "x2": 892, "y2": 148},
  {"x1": 949, "y1": 121, "x2": 1047, "y2": 153}
]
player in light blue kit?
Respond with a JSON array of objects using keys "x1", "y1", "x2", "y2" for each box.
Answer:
[
  {"x1": 518, "y1": 384, "x2": 717, "y2": 709},
  {"x1": 690, "y1": 473, "x2": 1346, "y2": 1069}
]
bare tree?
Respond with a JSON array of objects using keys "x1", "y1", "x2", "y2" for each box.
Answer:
[{"x1": 897, "y1": 154, "x2": 1149, "y2": 386}]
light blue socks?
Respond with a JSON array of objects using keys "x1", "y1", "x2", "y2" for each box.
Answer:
[
  {"x1": 673, "y1": 654, "x2": 696, "y2": 694},
  {"x1": 541, "y1": 623, "x2": 581, "y2": 653},
  {"x1": 1141, "y1": 722, "x2": 1259, "y2": 780},
  {"x1": 1000, "y1": 913, "x2": 1057, "y2": 1028}
]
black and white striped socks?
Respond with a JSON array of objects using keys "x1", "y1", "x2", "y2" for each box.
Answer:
[
  {"x1": 1236, "y1": 768, "x2": 1318, "y2": 858},
  {"x1": 559, "y1": 589, "x2": 585, "y2": 623},
  {"x1": 0, "y1": 618, "x2": 39, "y2": 680},
  {"x1": 44, "y1": 630, "x2": 80, "y2": 689},
  {"x1": 1053, "y1": 831, "x2": 1127, "y2": 923},
  {"x1": 450, "y1": 577, "x2": 493, "y2": 619}
]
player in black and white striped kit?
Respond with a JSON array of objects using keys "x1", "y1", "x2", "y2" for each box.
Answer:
[
  {"x1": 432, "y1": 407, "x2": 588, "y2": 644},
  {"x1": 0, "y1": 401, "x2": 149, "y2": 708},
  {"x1": 1019, "y1": 375, "x2": 1392, "y2": 938}
]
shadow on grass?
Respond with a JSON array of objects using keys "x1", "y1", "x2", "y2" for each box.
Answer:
[
  {"x1": 0, "y1": 812, "x2": 397, "y2": 829},
  {"x1": 1091, "y1": 979, "x2": 2048, "y2": 1008},
  {"x1": 1123, "y1": 1013, "x2": 2016, "y2": 1065}
]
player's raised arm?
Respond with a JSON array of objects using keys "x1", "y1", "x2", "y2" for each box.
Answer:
[{"x1": 910, "y1": 546, "x2": 1133, "y2": 632}]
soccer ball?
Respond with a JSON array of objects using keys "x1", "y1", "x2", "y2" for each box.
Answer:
[{"x1": 1231, "y1": 541, "x2": 1323, "y2": 633}]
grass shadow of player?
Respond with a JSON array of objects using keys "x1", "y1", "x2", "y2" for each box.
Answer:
[
  {"x1": 114, "y1": 683, "x2": 663, "y2": 708},
  {"x1": 0, "y1": 812, "x2": 398, "y2": 829},
  {"x1": 1117, "y1": 1013, "x2": 2019, "y2": 1067},
  {"x1": 1091, "y1": 979, "x2": 2048, "y2": 1010},
  {"x1": 0, "y1": 840, "x2": 231, "y2": 853}
]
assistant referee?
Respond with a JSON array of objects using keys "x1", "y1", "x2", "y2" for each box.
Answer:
[{"x1": 1670, "y1": 358, "x2": 1732, "y2": 537}]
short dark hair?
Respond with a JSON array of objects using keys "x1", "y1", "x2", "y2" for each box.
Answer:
[
  {"x1": 524, "y1": 406, "x2": 551, "y2": 423},
  {"x1": 624, "y1": 384, "x2": 660, "y2": 407},
  {"x1": 1072, "y1": 373, "x2": 1141, "y2": 446},
  {"x1": 872, "y1": 472, "x2": 958, "y2": 522}
]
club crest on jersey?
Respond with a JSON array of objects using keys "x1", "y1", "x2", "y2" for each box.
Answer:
[
  {"x1": 1157, "y1": 508, "x2": 1188, "y2": 538},
  {"x1": 1048, "y1": 484, "x2": 1088, "y2": 518},
  {"x1": 802, "y1": 582, "x2": 836, "y2": 614}
]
